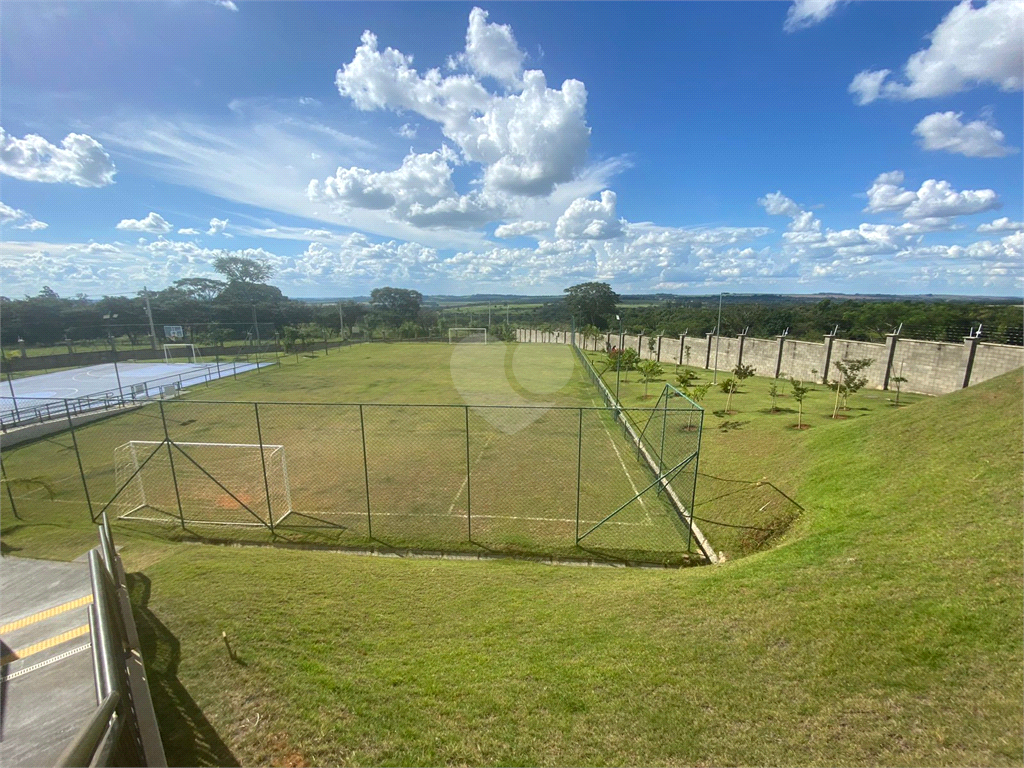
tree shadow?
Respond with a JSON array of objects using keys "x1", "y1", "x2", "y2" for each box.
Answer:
[{"x1": 127, "y1": 572, "x2": 240, "y2": 768}]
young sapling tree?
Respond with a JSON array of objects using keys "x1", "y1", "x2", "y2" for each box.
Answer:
[
  {"x1": 676, "y1": 368, "x2": 697, "y2": 388},
  {"x1": 789, "y1": 378, "x2": 810, "y2": 429},
  {"x1": 725, "y1": 363, "x2": 756, "y2": 413},
  {"x1": 638, "y1": 359, "x2": 664, "y2": 399},
  {"x1": 767, "y1": 379, "x2": 780, "y2": 412},
  {"x1": 890, "y1": 363, "x2": 908, "y2": 407},
  {"x1": 830, "y1": 358, "x2": 873, "y2": 417}
]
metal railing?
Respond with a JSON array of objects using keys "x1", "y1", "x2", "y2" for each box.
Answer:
[{"x1": 56, "y1": 514, "x2": 167, "y2": 768}]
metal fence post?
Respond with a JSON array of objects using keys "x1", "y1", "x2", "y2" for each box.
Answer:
[
  {"x1": 253, "y1": 403, "x2": 275, "y2": 534},
  {"x1": 7, "y1": 370, "x2": 21, "y2": 424},
  {"x1": 1, "y1": 458, "x2": 20, "y2": 520},
  {"x1": 575, "y1": 408, "x2": 583, "y2": 544},
  {"x1": 359, "y1": 404, "x2": 372, "y2": 538},
  {"x1": 464, "y1": 405, "x2": 472, "y2": 541},
  {"x1": 65, "y1": 399, "x2": 95, "y2": 521},
  {"x1": 158, "y1": 401, "x2": 187, "y2": 530}
]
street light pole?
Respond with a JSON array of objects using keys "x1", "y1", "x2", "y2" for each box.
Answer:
[{"x1": 713, "y1": 292, "x2": 726, "y2": 385}]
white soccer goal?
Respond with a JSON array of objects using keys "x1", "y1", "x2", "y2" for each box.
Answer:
[
  {"x1": 113, "y1": 441, "x2": 293, "y2": 527},
  {"x1": 448, "y1": 327, "x2": 488, "y2": 344},
  {"x1": 163, "y1": 343, "x2": 203, "y2": 364}
]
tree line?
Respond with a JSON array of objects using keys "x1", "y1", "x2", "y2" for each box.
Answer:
[
  {"x1": 2, "y1": 267, "x2": 1020, "y2": 351},
  {"x1": 542, "y1": 282, "x2": 1024, "y2": 346}
]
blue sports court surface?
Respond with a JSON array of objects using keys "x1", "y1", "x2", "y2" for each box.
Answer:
[{"x1": 1, "y1": 360, "x2": 266, "y2": 427}]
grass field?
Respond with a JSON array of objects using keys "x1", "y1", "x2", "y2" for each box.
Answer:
[
  {"x1": 2, "y1": 343, "x2": 1021, "y2": 765},
  {"x1": 123, "y1": 366, "x2": 1022, "y2": 766},
  {"x1": 1, "y1": 343, "x2": 699, "y2": 565}
]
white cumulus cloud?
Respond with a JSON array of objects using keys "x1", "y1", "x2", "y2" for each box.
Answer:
[
  {"x1": 0, "y1": 128, "x2": 116, "y2": 187},
  {"x1": 312, "y1": 147, "x2": 464, "y2": 212},
  {"x1": 335, "y1": 8, "x2": 590, "y2": 197},
  {"x1": 784, "y1": 0, "x2": 846, "y2": 32},
  {"x1": 555, "y1": 191, "x2": 623, "y2": 240},
  {"x1": 457, "y1": 6, "x2": 526, "y2": 87},
  {"x1": 115, "y1": 212, "x2": 173, "y2": 233},
  {"x1": 177, "y1": 227, "x2": 201, "y2": 235},
  {"x1": 494, "y1": 220, "x2": 548, "y2": 238},
  {"x1": 207, "y1": 217, "x2": 229, "y2": 235},
  {"x1": 0, "y1": 201, "x2": 48, "y2": 230},
  {"x1": 977, "y1": 217, "x2": 1023, "y2": 233},
  {"x1": 864, "y1": 171, "x2": 1000, "y2": 220},
  {"x1": 913, "y1": 111, "x2": 1017, "y2": 158},
  {"x1": 758, "y1": 191, "x2": 802, "y2": 217},
  {"x1": 849, "y1": 0, "x2": 1024, "y2": 103}
]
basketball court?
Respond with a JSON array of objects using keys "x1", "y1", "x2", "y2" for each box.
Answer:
[{"x1": 0, "y1": 360, "x2": 267, "y2": 426}]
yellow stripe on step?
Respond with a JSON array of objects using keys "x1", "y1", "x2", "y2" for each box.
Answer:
[
  {"x1": 1, "y1": 624, "x2": 91, "y2": 666},
  {"x1": 0, "y1": 595, "x2": 93, "y2": 634}
]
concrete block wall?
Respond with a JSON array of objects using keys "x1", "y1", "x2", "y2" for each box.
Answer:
[
  {"x1": 515, "y1": 328, "x2": 1022, "y2": 396},
  {"x1": 684, "y1": 336, "x2": 709, "y2": 369},
  {"x1": 830, "y1": 339, "x2": 889, "y2": 388},
  {"x1": 741, "y1": 337, "x2": 779, "y2": 377},
  {"x1": 708, "y1": 336, "x2": 740, "y2": 373},
  {"x1": 776, "y1": 339, "x2": 824, "y2": 382},
  {"x1": 971, "y1": 343, "x2": 1024, "y2": 386},
  {"x1": 660, "y1": 336, "x2": 682, "y2": 366},
  {"x1": 889, "y1": 339, "x2": 964, "y2": 396}
]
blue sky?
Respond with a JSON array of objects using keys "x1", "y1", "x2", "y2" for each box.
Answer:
[{"x1": 1, "y1": 0, "x2": 1021, "y2": 298}]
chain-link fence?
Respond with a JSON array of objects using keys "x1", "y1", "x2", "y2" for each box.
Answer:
[{"x1": 1, "y1": 393, "x2": 706, "y2": 565}]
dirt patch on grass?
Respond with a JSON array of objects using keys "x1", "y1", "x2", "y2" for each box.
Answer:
[{"x1": 263, "y1": 732, "x2": 309, "y2": 768}]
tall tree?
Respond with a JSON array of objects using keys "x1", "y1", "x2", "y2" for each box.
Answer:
[
  {"x1": 170, "y1": 278, "x2": 226, "y2": 301},
  {"x1": 564, "y1": 282, "x2": 620, "y2": 329},
  {"x1": 370, "y1": 287, "x2": 423, "y2": 327},
  {"x1": 212, "y1": 255, "x2": 274, "y2": 284}
]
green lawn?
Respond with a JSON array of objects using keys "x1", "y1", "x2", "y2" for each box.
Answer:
[{"x1": 123, "y1": 367, "x2": 1022, "y2": 766}]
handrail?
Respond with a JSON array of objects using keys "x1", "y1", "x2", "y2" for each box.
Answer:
[
  {"x1": 54, "y1": 519, "x2": 167, "y2": 767},
  {"x1": 54, "y1": 691, "x2": 120, "y2": 768}
]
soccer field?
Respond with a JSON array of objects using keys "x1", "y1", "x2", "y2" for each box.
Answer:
[{"x1": 1, "y1": 342, "x2": 703, "y2": 565}]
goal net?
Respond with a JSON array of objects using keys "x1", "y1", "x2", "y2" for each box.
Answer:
[
  {"x1": 448, "y1": 328, "x2": 488, "y2": 344},
  {"x1": 163, "y1": 343, "x2": 203, "y2": 364},
  {"x1": 113, "y1": 441, "x2": 293, "y2": 527}
]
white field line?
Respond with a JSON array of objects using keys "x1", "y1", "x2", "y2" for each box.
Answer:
[
  {"x1": 445, "y1": 431, "x2": 497, "y2": 517},
  {"x1": 591, "y1": 398, "x2": 650, "y2": 521}
]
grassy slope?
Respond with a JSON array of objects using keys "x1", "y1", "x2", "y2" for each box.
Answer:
[
  {"x1": 133, "y1": 368, "x2": 1023, "y2": 766},
  {"x1": 586, "y1": 352, "x2": 928, "y2": 558}
]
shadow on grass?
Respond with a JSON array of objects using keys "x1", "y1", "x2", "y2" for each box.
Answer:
[{"x1": 127, "y1": 572, "x2": 240, "y2": 768}]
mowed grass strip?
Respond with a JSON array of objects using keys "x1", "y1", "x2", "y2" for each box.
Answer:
[{"x1": 130, "y1": 368, "x2": 1023, "y2": 767}]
